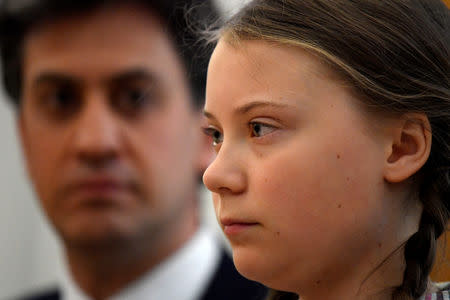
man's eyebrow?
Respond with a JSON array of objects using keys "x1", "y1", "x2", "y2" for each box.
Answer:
[
  {"x1": 33, "y1": 72, "x2": 79, "y2": 87},
  {"x1": 108, "y1": 69, "x2": 160, "y2": 85},
  {"x1": 32, "y1": 69, "x2": 159, "y2": 88}
]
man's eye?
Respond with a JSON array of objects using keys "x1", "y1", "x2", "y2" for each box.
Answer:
[
  {"x1": 202, "y1": 127, "x2": 223, "y2": 146},
  {"x1": 113, "y1": 86, "x2": 156, "y2": 114},
  {"x1": 125, "y1": 88, "x2": 148, "y2": 104},
  {"x1": 47, "y1": 88, "x2": 76, "y2": 107},
  {"x1": 250, "y1": 122, "x2": 276, "y2": 137},
  {"x1": 37, "y1": 86, "x2": 79, "y2": 119}
]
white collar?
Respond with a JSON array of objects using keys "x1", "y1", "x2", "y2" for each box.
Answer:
[{"x1": 61, "y1": 228, "x2": 221, "y2": 300}]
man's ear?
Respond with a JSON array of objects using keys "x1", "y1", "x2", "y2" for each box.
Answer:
[
  {"x1": 383, "y1": 114, "x2": 431, "y2": 183},
  {"x1": 16, "y1": 111, "x2": 27, "y2": 154},
  {"x1": 194, "y1": 112, "x2": 215, "y2": 174},
  {"x1": 197, "y1": 132, "x2": 215, "y2": 174}
]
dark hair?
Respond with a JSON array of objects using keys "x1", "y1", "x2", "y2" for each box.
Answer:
[
  {"x1": 213, "y1": 0, "x2": 450, "y2": 299},
  {"x1": 0, "y1": 0, "x2": 219, "y2": 108}
]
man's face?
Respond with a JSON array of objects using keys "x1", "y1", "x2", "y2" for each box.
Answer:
[{"x1": 19, "y1": 4, "x2": 206, "y2": 248}]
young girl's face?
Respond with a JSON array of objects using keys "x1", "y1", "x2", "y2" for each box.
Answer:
[{"x1": 203, "y1": 40, "x2": 406, "y2": 292}]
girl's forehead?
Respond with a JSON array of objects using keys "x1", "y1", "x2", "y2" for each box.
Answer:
[
  {"x1": 212, "y1": 38, "x2": 352, "y2": 100},
  {"x1": 213, "y1": 38, "x2": 329, "y2": 75},
  {"x1": 207, "y1": 39, "x2": 358, "y2": 110}
]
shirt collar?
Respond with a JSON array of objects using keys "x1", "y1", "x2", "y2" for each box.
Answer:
[{"x1": 61, "y1": 228, "x2": 221, "y2": 300}]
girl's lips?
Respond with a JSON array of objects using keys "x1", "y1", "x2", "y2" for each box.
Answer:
[{"x1": 222, "y1": 222, "x2": 259, "y2": 235}]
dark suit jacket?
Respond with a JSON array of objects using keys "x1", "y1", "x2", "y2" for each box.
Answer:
[{"x1": 16, "y1": 251, "x2": 268, "y2": 300}]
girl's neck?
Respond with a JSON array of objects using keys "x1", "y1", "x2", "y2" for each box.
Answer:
[{"x1": 295, "y1": 244, "x2": 406, "y2": 300}]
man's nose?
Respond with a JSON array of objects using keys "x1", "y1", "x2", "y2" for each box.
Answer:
[
  {"x1": 71, "y1": 95, "x2": 122, "y2": 165},
  {"x1": 202, "y1": 143, "x2": 247, "y2": 196}
]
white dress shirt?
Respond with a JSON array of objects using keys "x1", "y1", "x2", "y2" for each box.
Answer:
[{"x1": 61, "y1": 228, "x2": 221, "y2": 300}]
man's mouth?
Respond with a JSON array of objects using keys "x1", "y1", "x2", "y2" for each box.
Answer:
[{"x1": 66, "y1": 176, "x2": 133, "y2": 206}]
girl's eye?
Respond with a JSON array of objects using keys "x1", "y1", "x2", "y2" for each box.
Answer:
[
  {"x1": 250, "y1": 122, "x2": 277, "y2": 137},
  {"x1": 202, "y1": 127, "x2": 223, "y2": 146}
]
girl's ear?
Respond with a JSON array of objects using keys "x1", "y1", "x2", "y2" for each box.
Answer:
[{"x1": 383, "y1": 114, "x2": 431, "y2": 183}]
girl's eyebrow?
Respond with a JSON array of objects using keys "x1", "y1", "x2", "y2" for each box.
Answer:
[
  {"x1": 203, "y1": 110, "x2": 216, "y2": 121},
  {"x1": 235, "y1": 100, "x2": 292, "y2": 114},
  {"x1": 203, "y1": 100, "x2": 293, "y2": 121}
]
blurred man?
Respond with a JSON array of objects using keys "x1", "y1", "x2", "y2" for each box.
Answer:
[{"x1": 0, "y1": 0, "x2": 267, "y2": 299}]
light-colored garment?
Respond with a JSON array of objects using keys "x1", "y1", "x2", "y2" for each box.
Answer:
[
  {"x1": 419, "y1": 282, "x2": 450, "y2": 300},
  {"x1": 61, "y1": 228, "x2": 221, "y2": 300}
]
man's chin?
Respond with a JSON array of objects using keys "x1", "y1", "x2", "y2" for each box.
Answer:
[{"x1": 57, "y1": 218, "x2": 136, "y2": 251}]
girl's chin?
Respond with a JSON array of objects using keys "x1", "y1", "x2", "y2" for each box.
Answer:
[{"x1": 232, "y1": 248, "x2": 285, "y2": 288}]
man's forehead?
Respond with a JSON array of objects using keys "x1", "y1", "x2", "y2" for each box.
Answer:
[
  {"x1": 22, "y1": 3, "x2": 183, "y2": 81},
  {"x1": 25, "y1": 2, "x2": 167, "y2": 43}
]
